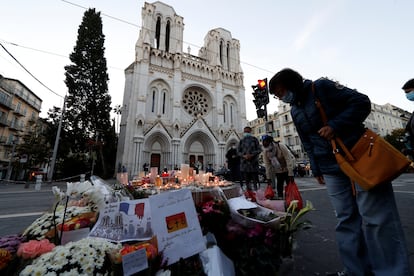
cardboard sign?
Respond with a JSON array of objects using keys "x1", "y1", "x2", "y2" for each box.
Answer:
[{"x1": 149, "y1": 189, "x2": 206, "y2": 265}]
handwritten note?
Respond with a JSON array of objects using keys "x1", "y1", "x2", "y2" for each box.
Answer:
[{"x1": 122, "y1": 248, "x2": 148, "y2": 276}]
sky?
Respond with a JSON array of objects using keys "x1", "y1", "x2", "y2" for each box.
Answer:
[{"x1": 1, "y1": 0, "x2": 413, "y2": 121}]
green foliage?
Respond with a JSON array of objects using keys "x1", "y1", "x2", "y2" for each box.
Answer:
[
  {"x1": 45, "y1": 8, "x2": 116, "y2": 179},
  {"x1": 384, "y1": 128, "x2": 406, "y2": 152},
  {"x1": 15, "y1": 119, "x2": 51, "y2": 178}
]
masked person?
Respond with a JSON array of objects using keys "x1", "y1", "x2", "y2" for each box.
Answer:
[
  {"x1": 237, "y1": 126, "x2": 262, "y2": 191},
  {"x1": 262, "y1": 135, "x2": 295, "y2": 199},
  {"x1": 226, "y1": 143, "x2": 241, "y2": 182},
  {"x1": 402, "y1": 79, "x2": 414, "y2": 160},
  {"x1": 268, "y1": 68, "x2": 411, "y2": 276}
]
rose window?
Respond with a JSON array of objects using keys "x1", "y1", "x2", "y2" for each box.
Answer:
[{"x1": 182, "y1": 90, "x2": 210, "y2": 116}]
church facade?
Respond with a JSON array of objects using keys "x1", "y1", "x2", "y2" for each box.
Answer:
[{"x1": 116, "y1": 1, "x2": 247, "y2": 177}]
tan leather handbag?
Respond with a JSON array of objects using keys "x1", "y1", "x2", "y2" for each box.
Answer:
[{"x1": 312, "y1": 83, "x2": 410, "y2": 191}]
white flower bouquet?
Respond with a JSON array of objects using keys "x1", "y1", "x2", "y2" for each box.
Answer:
[{"x1": 19, "y1": 237, "x2": 121, "y2": 275}]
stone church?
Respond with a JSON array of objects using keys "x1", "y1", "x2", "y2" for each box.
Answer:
[{"x1": 116, "y1": 1, "x2": 247, "y2": 177}]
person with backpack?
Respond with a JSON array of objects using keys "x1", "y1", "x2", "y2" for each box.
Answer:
[{"x1": 262, "y1": 135, "x2": 295, "y2": 199}]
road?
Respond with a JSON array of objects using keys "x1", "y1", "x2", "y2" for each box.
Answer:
[{"x1": 0, "y1": 174, "x2": 413, "y2": 275}]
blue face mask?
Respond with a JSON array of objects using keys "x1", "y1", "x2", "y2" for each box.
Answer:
[
  {"x1": 406, "y1": 91, "x2": 414, "y2": 101},
  {"x1": 281, "y1": 90, "x2": 295, "y2": 103}
]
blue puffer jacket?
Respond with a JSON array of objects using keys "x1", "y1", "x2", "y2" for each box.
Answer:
[{"x1": 291, "y1": 78, "x2": 371, "y2": 176}]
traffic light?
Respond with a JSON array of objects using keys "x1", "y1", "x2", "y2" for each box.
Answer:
[
  {"x1": 257, "y1": 78, "x2": 269, "y2": 104},
  {"x1": 252, "y1": 78, "x2": 269, "y2": 118}
]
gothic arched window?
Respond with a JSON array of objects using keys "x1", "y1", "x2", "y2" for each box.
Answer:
[
  {"x1": 165, "y1": 20, "x2": 170, "y2": 52},
  {"x1": 155, "y1": 17, "x2": 161, "y2": 49}
]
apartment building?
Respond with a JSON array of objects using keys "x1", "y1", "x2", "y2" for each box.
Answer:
[{"x1": 0, "y1": 75, "x2": 42, "y2": 179}]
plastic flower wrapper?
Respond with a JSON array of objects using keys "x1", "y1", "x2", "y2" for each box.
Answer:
[
  {"x1": 0, "y1": 234, "x2": 26, "y2": 254},
  {"x1": 19, "y1": 237, "x2": 121, "y2": 275}
]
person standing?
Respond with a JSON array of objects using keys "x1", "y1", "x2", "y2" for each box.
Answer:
[
  {"x1": 268, "y1": 68, "x2": 411, "y2": 276},
  {"x1": 225, "y1": 143, "x2": 241, "y2": 182},
  {"x1": 237, "y1": 126, "x2": 262, "y2": 191},
  {"x1": 402, "y1": 79, "x2": 414, "y2": 161},
  {"x1": 262, "y1": 135, "x2": 295, "y2": 199}
]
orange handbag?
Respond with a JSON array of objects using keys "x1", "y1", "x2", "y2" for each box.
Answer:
[{"x1": 312, "y1": 83, "x2": 411, "y2": 191}]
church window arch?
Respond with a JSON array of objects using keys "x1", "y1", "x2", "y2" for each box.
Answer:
[
  {"x1": 162, "y1": 89, "x2": 167, "y2": 114},
  {"x1": 219, "y1": 40, "x2": 224, "y2": 66},
  {"x1": 155, "y1": 16, "x2": 161, "y2": 49},
  {"x1": 230, "y1": 103, "x2": 234, "y2": 124},
  {"x1": 151, "y1": 89, "x2": 157, "y2": 113},
  {"x1": 227, "y1": 42, "x2": 231, "y2": 70},
  {"x1": 165, "y1": 20, "x2": 170, "y2": 52},
  {"x1": 223, "y1": 102, "x2": 227, "y2": 123}
]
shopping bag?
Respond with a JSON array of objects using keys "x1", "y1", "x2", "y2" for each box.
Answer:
[
  {"x1": 264, "y1": 185, "x2": 275, "y2": 199},
  {"x1": 285, "y1": 180, "x2": 303, "y2": 210},
  {"x1": 244, "y1": 190, "x2": 256, "y2": 202}
]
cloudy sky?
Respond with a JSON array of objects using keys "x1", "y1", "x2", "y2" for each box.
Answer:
[{"x1": 1, "y1": 0, "x2": 413, "y2": 121}]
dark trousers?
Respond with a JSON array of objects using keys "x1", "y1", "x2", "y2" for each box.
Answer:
[
  {"x1": 242, "y1": 172, "x2": 259, "y2": 190},
  {"x1": 276, "y1": 172, "x2": 289, "y2": 198}
]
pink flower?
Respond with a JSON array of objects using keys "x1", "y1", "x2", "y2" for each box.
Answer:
[
  {"x1": 246, "y1": 223, "x2": 263, "y2": 238},
  {"x1": 202, "y1": 201, "x2": 214, "y2": 213},
  {"x1": 17, "y1": 239, "x2": 55, "y2": 259}
]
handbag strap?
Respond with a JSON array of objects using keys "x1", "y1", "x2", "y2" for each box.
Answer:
[{"x1": 311, "y1": 83, "x2": 355, "y2": 162}]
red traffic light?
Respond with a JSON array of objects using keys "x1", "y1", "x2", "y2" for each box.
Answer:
[{"x1": 258, "y1": 79, "x2": 266, "y2": 89}]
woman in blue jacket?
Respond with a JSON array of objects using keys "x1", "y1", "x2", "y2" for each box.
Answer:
[{"x1": 269, "y1": 68, "x2": 411, "y2": 276}]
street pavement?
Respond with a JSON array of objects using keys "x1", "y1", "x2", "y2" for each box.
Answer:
[
  {"x1": 0, "y1": 174, "x2": 413, "y2": 275},
  {"x1": 279, "y1": 173, "x2": 414, "y2": 275}
]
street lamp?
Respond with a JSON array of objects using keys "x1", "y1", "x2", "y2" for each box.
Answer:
[
  {"x1": 5, "y1": 139, "x2": 16, "y2": 181},
  {"x1": 47, "y1": 96, "x2": 66, "y2": 182}
]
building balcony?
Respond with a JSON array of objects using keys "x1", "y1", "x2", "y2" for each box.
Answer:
[
  {"x1": 12, "y1": 106, "x2": 26, "y2": 117},
  {"x1": 8, "y1": 121, "x2": 23, "y2": 132},
  {"x1": 0, "y1": 97, "x2": 13, "y2": 110},
  {"x1": 0, "y1": 116, "x2": 9, "y2": 127}
]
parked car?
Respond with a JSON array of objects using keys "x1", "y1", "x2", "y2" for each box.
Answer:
[
  {"x1": 295, "y1": 163, "x2": 307, "y2": 177},
  {"x1": 214, "y1": 166, "x2": 231, "y2": 180}
]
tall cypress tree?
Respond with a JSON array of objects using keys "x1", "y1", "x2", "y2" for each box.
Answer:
[{"x1": 64, "y1": 8, "x2": 113, "y2": 177}]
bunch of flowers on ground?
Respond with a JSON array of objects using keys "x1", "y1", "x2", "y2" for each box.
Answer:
[{"x1": 19, "y1": 237, "x2": 121, "y2": 275}]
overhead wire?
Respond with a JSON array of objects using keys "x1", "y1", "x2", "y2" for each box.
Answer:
[
  {"x1": 1, "y1": 1, "x2": 275, "y2": 108},
  {"x1": 0, "y1": 42, "x2": 64, "y2": 98}
]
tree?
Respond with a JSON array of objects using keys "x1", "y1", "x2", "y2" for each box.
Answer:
[
  {"x1": 15, "y1": 119, "x2": 51, "y2": 180},
  {"x1": 384, "y1": 128, "x2": 406, "y2": 152},
  {"x1": 63, "y1": 8, "x2": 114, "y2": 178}
]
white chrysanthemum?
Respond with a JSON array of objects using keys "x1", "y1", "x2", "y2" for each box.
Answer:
[{"x1": 27, "y1": 264, "x2": 47, "y2": 276}]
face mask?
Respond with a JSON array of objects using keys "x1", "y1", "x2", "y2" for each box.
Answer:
[
  {"x1": 406, "y1": 91, "x2": 414, "y2": 101},
  {"x1": 244, "y1": 133, "x2": 251, "y2": 137},
  {"x1": 281, "y1": 90, "x2": 295, "y2": 103}
]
